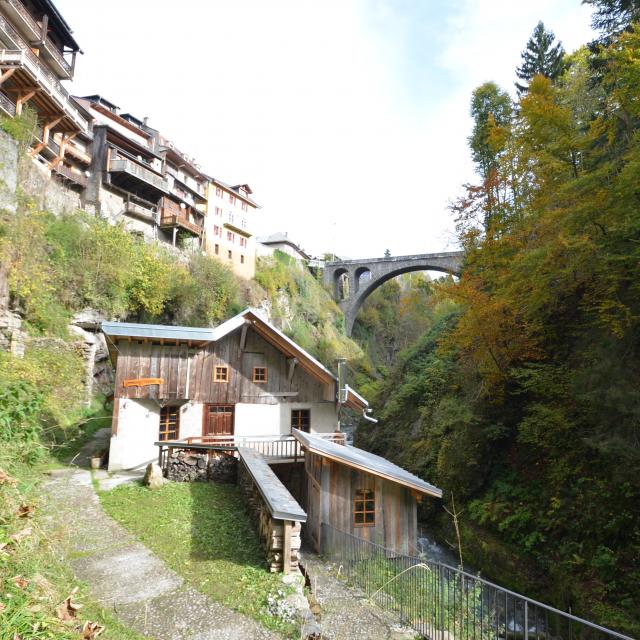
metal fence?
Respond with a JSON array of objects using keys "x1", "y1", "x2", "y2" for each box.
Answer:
[{"x1": 321, "y1": 524, "x2": 633, "y2": 640}]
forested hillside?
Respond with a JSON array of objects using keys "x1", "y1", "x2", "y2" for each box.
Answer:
[{"x1": 356, "y1": 8, "x2": 640, "y2": 634}]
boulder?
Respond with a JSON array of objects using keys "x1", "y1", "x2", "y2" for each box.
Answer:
[{"x1": 143, "y1": 463, "x2": 165, "y2": 490}]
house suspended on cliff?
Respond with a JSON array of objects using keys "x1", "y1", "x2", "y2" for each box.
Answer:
[{"x1": 102, "y1": 308, "x2": 441, "y2": 567}]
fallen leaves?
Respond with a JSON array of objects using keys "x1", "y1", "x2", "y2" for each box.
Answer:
[
  {"x1": 12, "y1": 575, "x2": 29, "y2": 590},
  {"x1": 0, "y1": 468, "x2": 17, "y2": 485},
  {"x1": 80, "y1": 621, "x2": 105, "y2": 639},
  {"x1": 16, "y1": 504, "x2": 35, "y2": 518},
  {"x1": 56, "y1": 588, "x2": 82, "y2": 621},
  {"x1": 0, "y1": 601, "x2": 5, "y2": 613},
  {"x1": 9, "y1": 527, "x2": 33, "y2": 544}
]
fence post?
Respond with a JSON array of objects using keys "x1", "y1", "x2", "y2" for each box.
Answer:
[
  {"x1": 524, "y1": 601, "x2": 529, "y2": 640},
  {"x1": 440, "y1": 565, "x2": 445, "y2": 640}
]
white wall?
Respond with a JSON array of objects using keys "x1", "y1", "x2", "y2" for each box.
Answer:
[
  {"x1": 179, "y1": 402, "x2": 203, "y2": 440},
  {"x1": 108, "y1": 398, "x2": 160, "y2": 471},
  {"x1": 235, "y1": 403, "x2": 282, "y2": 437},
  {"x1": 281, "y1": 402, "x2": 338, "y2": 434}
]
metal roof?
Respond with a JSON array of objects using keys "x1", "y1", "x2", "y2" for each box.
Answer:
[
  {"x1": 293, "y1": 430, "x2": 442, "y2": 498},
  {"x1": 101, "y1": 309, "x2": 369, "y2": 410},
  {"x1": 102, "y1": 321, "x2": 215, "y2": 343},
  {"x1": 238, "y1": 447, "x2": 306, "y2": 522}
]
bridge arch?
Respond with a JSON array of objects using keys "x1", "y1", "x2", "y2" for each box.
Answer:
[
  {"x1": 345, "y1": 262, "x2": 457, "y2": 335},
  {"x1": 322, "y1": 251, "x2": 463, "y2": 335}
]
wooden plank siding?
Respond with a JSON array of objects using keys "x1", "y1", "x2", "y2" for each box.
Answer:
[
  {"x1": 306, "y1": 451, "x2": 417, "y2": 555},
  {"x1": 113, "y1": 327, "x2": 334, "y2": 405}
]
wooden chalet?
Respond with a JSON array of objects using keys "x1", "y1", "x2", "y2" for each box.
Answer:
[{"x1": 103, "y1": 308, "x2": 442, "y2": 568}]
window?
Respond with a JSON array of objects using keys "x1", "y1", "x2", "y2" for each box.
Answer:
[
  {"x1": 214, "y1": 225, "x2": 220, "y2": 236},
  {"x1": 253, "y1": 366, "x2": 267, "y2": 383},
  {"x1": 215, "y1": 187, "x2": 222, "y2": 197},
  {"x1": 240, "y1": 255, "x2": 245, "y2": 264},
  {"x1": 291, "y1": 409, "x2": 310, "y2": 433},
  {"x1": 240, "y1": 237, "x2": 247, "y2": 247},
  {"x1": 215, "y1": 206, "x2": 222, "y2": 217},
  {"x1": 241, "y1": 217, "x2": 247, "y2": 229},
  {"x1": 241, "y1": 201, "x2": 247, "y2": 211},
  {"x1": 229, "y1": 212, "x2": 235, "y2": 224},
  {"x1": 228, "y1": 250, "x2": 232, "y2": 260},
  {"x1": 214, "y1": 243, "x2": 219, "y2": 255},
  {"x1": 227, "y1": 231, "x2": 234, "y2": 242},
  {"x1": 159, "y1": 406, "x2": 179, "y2": 441},
  {"x1": 214, "y1": 366, "x2": 229, "y2": 382},
  {"x1": 354, "y1": 489, "x2": 375, "y2": 527},
  {"x1": 229, "y1": 194, "x2": 236, "y2": 205}
]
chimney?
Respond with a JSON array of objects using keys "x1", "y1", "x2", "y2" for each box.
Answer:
[{"x1": 337, "y1": 358, "x2": 348, "y2": 404}]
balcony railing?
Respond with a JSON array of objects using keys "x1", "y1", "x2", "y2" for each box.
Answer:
[
  {"x1": 0, "y1": 15, "x2": 89, "y2": 133},
  {"x1": 0, "y1": 89, "x2": 15, "y2": 116},
  {"x1": 64, "y1": 142, "x2": 91, "y2": 164},
  {"x1": 124, "y1": 200, "x2": 157, "y2": 223},
  {"x1": 1, "y1": 0, "x2": 73, "y2": 77},
  {"x1": 109, "y1": 156, "x2": 170, "y2": 193},
  {"x1": 159, "y1": 197, "x2": 204, "y2": 235},
  {"x1": 52, "y1": 163, "x2": 87, "y2": 187}
]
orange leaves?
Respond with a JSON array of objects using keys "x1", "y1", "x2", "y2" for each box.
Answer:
[
  {"x1": 80, "y1": 621, "x2": 105, "y2": 639},
  {"x1": 56, "y1": 589, "x2": 83, "y2": 621},
  {"x1": 16, "y1": 504, "x2": 35, "y2": 518},
  {"x1": 12, "y1": 575, "x2": 29, "y2": 590}
]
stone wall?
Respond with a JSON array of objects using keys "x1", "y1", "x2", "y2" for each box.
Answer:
[
  {"x1": 0, "y1": 130, "x2": 18, "y2": 214},
  {"x1": 238, "y1": 462, "x2": 302, "y2": 573},
  {"x1": 166, "y1": 450, "x2": 238, "y2": 483}
]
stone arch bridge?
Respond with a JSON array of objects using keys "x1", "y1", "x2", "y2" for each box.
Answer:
[{"x1": 323, "y1": 251, "x2": 464, "y2": 335}]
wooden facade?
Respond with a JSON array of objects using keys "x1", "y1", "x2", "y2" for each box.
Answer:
[
  {"x1": 303, "y1": 451, "x2": 418, "y2": 555},
  {"x1": 111, "y1": 326, "x2": 334, "y2": 409}
]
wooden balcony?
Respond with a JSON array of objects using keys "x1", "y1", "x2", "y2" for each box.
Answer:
[
  {"x1": 65, "y1": 142, "x2": 91, "y2": 164},
  {"x1": 159, "y1": 198, "x2": 204, "y2": 236},
  {"x1": 109, "y1": 155, "x2": 169, "y2": 195},
  {"x1": 52, "y1": 163, "x2": 87, "y2": 188},
  {"x1": 1, "y1": 0, "x2": 74, "y2": 79},
  {"x1": 157, "y1": 432, "x2": 346, "y2": 465}
]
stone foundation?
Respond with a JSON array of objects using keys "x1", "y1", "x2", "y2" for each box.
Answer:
[{"x1": 166, "y1": 450, "x2": 238, "y2": 483}]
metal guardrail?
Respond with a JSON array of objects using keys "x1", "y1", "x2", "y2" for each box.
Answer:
[{"x1": 321, "y1": 524, "x2": 634, "y2": 640}]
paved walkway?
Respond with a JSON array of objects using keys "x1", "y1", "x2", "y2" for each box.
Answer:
[
  {"x1": 300, "y1": 552, "x2": 417, "y2": 640},
  {"x1": 42, "y1": 469, "x2": 280, "y2": 640}
]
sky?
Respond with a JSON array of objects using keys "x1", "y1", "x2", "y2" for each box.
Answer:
[{"x1": 55, "y1": 0, "x2": 595, "y2": 259}]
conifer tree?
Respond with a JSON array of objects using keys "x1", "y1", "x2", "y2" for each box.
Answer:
[
  {"x1": 583, "y1": 0, "x2": 640, "y2": 39},
  {"x1": 515, "y1": 21, "x2": 565, "y2": 95}
]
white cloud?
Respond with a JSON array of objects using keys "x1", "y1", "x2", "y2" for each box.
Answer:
[{"x1": 56, "y1": 0, "x2": 594, "y2": 259}]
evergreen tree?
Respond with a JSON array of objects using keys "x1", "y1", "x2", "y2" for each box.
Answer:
[
  {"x1": 515, "y1": 21, "x2": 565, "y2": 95},
  {"x1": 583, "y1": 0, "x2": 640, "y2": 39}
]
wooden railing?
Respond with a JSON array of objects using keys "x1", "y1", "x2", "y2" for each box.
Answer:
[
  {"x1": 157, "y1": 432, "x2": 346, "y2": 467},
  {"x1": 159, "y1": 197, "x2": 204, "y2": 235},
  {"x1": 109, "y1": 155, "x2": 169, "y2": 193},
  {"x1": 0, "y1": 15, "x2": 89, "y2": 133},
  {"x1": 53, "y1": 163, "x2": 87, "y2": 187}
]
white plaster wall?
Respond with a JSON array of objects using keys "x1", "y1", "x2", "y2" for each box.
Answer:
[
  {"x1": 235, "y1": 403, "x2": 281, "y2": 437},
  {"x1": 282, "y1": 402, "x2": 338, "y2": 434},
  {"x1": 178, "y1": 402, "x2": 203, "y2": 440},
  {"x1": 108, "y1": 398, "x2": 160, "y2": 471}
]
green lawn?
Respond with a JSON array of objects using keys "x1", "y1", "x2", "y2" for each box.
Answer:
[{"x1": 100, "y1": 481, "x2": 296, "y2": 636}]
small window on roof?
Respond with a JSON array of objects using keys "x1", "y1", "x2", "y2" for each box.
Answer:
[{"x1": 354, "y1": 489, "x2": 375, "y2": 527}]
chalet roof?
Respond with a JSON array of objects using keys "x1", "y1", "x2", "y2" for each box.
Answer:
[
  {"x1": 292, "y1": 430, "x2": 443, "y2": 498},
  {"x1": 32, "y1": 0, "x2": 81, "y2": 51},
  {"x1": 101, "y1": 309, "x2": 368, "y2": 411}
]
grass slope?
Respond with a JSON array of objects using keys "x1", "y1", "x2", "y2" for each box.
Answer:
[{"x1": 100, "y1": 481, "x2": 296, "y2": 637}]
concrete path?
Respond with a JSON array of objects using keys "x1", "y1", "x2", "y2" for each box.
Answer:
[
  {"x1": 42, "y1": 469, "x2": 280, "y2": 640},
  {"x1": 300, "y1": 552, "x2": 418, "y2": 640}
]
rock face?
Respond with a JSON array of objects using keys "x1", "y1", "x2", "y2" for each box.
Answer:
[
  {"x1": 69, "y1": 309, "x2": 113, "y2": 404},
  {"x1": 166, "y1": 450, "x2": 238, "y2": 483},
  {"x1": 143, "y1": 463, "x2": 165, "y2": 490}
]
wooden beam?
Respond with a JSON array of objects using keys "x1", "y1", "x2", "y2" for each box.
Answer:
[
  {"x1": 0, "y1": 68, "x2": 16, "y2": 87},
  {"x1": 48, "y1": 132, "x2": 77, "y2": 169},
  {"x1": 287, "y1": 357, "x2": 298, "y2": 383},
  {"x1": 15, "y1": 90, "x2": 36, "y2": 115},
  {"x1": 29, "y1": 116, "x2": 62, "y2": 158},
  {"x1": 283, "y1": 520, "x2": 291, "y2": 574},
  {"x1": 239, "y1": 321, "x2": 249, "y2": 351}
]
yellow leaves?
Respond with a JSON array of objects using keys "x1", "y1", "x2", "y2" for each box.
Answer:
[{"x1": 56, "y1": 588, "x2": 83, "y2": 621}]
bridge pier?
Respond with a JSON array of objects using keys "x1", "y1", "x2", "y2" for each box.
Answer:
[{"x1": 323, "y1": 251, "x2": 464, "y2": 336}]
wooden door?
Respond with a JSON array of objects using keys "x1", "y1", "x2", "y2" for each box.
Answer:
[{"x1": 203, "y1": 404, "x2": 234, "y2": 441}]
